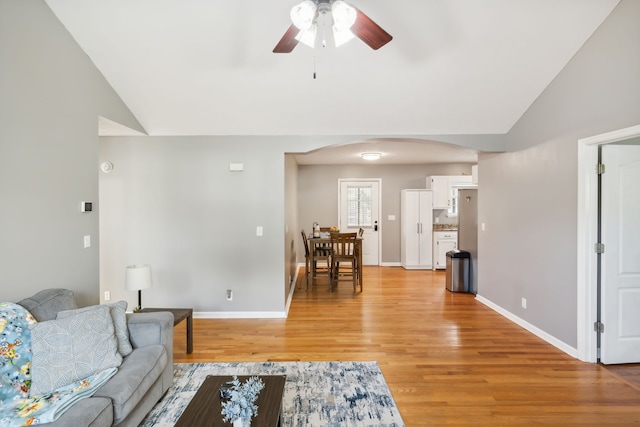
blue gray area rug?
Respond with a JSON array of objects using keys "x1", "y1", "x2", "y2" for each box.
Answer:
[{"x1": 141, "y1": 361, "x2": 405, "y2": 427}]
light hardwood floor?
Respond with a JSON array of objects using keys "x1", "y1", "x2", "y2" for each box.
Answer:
[{"x1": 173, "y1": 267, "x2": 640, "y2": 425}]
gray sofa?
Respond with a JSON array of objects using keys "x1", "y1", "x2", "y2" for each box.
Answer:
[{"x1": 17, "y1": 289, "x2": 174, "y2": 427}]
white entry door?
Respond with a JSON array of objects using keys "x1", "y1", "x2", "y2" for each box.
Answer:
[
  {"x1": 338, "y1": 179, "x2": 380, "y2": 265},
  {"x1": 601, "y1": 144, "x2": 640, "y2": 364}
]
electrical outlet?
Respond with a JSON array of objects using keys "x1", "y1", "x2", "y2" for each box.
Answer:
[
  {"x1": 521, "y1": 298, "x2": 527, "y2": 309},
  {"x1": 227, "y1": 290, "x2": 233, "y2": 301},
  {"x1": 104, "y1": 291, "x2": 111, "y2": 301},
  {"x1": 83, "y1": 235, "x2": 91, "y2": 248}
]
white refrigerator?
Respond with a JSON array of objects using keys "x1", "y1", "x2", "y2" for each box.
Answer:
[{"x1": 457, "y1": 189, "x2": 478, "y2": 294}]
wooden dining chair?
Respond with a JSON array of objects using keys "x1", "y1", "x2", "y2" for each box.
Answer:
[
  {"x1": 329, "y1": 232, "x2": 360, "y2": 292},
  {"x1": 317, "y1": 227, "x2": 335, "y2": 254},
  {"x1": 301, "y1": 230, "x2": 331, "y2": 289}
]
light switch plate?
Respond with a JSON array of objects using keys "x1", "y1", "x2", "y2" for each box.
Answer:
[{"x1": 83, "y1": 235, "x2": 91, "y2": 248}]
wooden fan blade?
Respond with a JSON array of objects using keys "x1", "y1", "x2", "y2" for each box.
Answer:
[
  {"x1": 351, "y1": 7, "x2": 392, "y2": 50},
  {"x1": 273, "y1": 24, "x2": 301, "y2": 53}
]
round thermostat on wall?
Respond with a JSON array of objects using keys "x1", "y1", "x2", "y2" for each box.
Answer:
[{"x1": 100, "y1": 161, "x2": 113, "y2": 173}]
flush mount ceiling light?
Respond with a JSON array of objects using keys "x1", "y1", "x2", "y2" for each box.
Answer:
[
  {"x1": 274, "y1": 0, "x2": 392, "y2": 53},
  {"x1": 361, "y1": 153, "x2": 382, "y2": 161}
]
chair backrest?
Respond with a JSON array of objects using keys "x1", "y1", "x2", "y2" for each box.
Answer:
[
  {"x1": 330, "y1": 232, "x2": 358, "y2": 257},
  {"x1": 301, "y1": 230, "x2": 310, "y2": 257}
]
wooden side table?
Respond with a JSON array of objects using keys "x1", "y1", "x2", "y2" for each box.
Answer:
[{"x1": 140, "y1": 307, "x2": 193, "y2": 354}]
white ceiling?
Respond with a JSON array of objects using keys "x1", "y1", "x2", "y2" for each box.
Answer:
[
  {"x1": 294, "y1": 138, "x2": 479, "y2": 165},
  {"x1": 46, "y1": 0, "x2": 618, "y2": 163}
]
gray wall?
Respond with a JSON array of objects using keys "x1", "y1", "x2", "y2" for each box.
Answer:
[
  {"x1": 478, "y1": 0, "x2": 640, "y2": 348},
  {"x1": 99, "y1": 137, "x2": 292, "y2": 313},
  {"x1": 297, "y1": 163, "x2": 473, "y2": 264},
  {"x1": 284, "y1": 154, "x2": 299, "y2": 300},
  {"x1": 0, "y1": 0, "x2": 142, "y2": 305}
]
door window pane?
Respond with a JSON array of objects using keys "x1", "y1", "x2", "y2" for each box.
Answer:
[{"x1": 347, "y1": 186, "x2": 372, "y2": 227}]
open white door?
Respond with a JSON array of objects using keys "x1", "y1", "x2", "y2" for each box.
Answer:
[
  {"x1": 338, "y1": 179, "x2": 380, "y2": 266},
  {"x1": 601, "y1": 144, "x2": 640, "y2": 364}
]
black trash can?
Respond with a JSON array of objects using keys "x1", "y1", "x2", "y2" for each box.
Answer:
[{"x1": 446, "y1": 250, "x2": 470, "y2": 292}]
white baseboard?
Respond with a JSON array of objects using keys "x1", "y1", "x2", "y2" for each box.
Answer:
[
  {"x1": 194, "y1": 267, "x2": 300, "y2": 319},
  {"x1": 475, "y1": 294, "x2": 578, "y2": 359},
  {"x1": 380, "y1": 262, "x2": 402, "y2": 267},
  {"x1": 285, "y1": 267, "x2": 299, "y2": 314},
  {"x1": 194, "y1": 311, "x2": 287, "y2": 319},
  {"x1": 298, "y1": 261, "x2": 402, "y2": 268}
]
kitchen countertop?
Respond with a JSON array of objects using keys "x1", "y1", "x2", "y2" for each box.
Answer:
[{"x1": 433, "y1": 224, "x2": 458, "y2": 231}]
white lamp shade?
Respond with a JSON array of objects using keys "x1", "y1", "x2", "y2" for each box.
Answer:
[
  {"x1": 295, "y1": 25, "x2": 318, "y2": 48},
  {"x1": 125, "y1": 264, "x2": 152, "y2": 291},
  {"x1": 333, "y1": 26, "x2": 355, "y2": 47},
  {"x1": 331, "y1": 1, "x2": 357, "y2": 31},
  {"x1": 290, "y1": 0, "x2": 317, "y2": 30}
]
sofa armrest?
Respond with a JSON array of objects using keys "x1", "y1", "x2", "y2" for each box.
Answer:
[{"x1": 126, "y1": 312, "x2": 174, "y2": 364}]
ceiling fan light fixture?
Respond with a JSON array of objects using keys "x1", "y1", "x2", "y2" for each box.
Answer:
[
  {"x1": 290, "y1": 1, "x2": 317, "y2": 30},
  {"x1": 331, "y1": 1, "x2": 357, "y2": 31},
  {"x1": 361, "y1": 152, "x2": 382, "y2": 161},
  {"x1": 332, "y1": 25, "x2": 355, "y2": 47},
  {"x1": 274, "y1": 0, "x2": 392, "y2": 53},
  {"x1": 295, "y1": 25, "x2": 317, "y2": 48}
]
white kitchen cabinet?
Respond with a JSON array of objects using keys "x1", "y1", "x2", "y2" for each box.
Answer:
[
  {"x1": 426, "y1": 175, "x2": 474, "y2": 214},
  {"x1": 401, "y1": 190, "x2": 433, "y2": 269},
  {"x1": 433, "y1": 231, "x2": 457, "y2": 270},
  {"x1": 424, "y1": 176, "x2": 449, "y2": 209}
]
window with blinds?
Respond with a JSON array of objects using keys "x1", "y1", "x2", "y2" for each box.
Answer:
[{"x1": 346, "y1": 186, "x2": 372, "y2": 227}]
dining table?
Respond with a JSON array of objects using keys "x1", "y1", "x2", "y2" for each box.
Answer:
[{"x1": 307, "y1": 232, "x2": 363, "y2": 290}]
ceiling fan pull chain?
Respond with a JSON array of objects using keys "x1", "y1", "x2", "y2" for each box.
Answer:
[
  {"x1": 321, "y1": 12, "x2": 327, "y2": 47},
  {"x1": 313, "y1": 55, "x2": 317, "y2": 79}
]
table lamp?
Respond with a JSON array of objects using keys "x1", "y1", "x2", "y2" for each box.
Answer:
[{"x1": 125, "y1": 264, "x2": 152, "y2": 311}]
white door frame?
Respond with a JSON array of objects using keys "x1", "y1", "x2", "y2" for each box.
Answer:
[
  {"x1": 577, "y1": 124, "x2": 640, "y2": 362},
  {"x1": 337, "y1": 178, "x2": 382, "y2": 266}
]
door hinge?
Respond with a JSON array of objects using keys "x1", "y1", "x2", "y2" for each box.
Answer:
[
  {"x1": 597, "y1": 163, "x2": 605, "y2": 175},
  {"x1": 595, "y1": 243, "x2": 605, "y2": 254},
  {"x1": 594, "y1": 321, "x2": 605, "y2": 333}
]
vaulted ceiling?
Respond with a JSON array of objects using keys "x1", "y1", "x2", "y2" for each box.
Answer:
[{"x1": 46, "y1": 0, "x2": 619, "y2": 163}]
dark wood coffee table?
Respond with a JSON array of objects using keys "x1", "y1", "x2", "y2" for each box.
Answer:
[{"x1": 175, "y1": 375, "x2": 286, "y2": 427}]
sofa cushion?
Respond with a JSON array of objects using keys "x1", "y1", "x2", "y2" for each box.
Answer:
[
  {"x1": 35, "y1": 396, "x2": 113, "y2": 427},
  {"x1": 94, "y1": 344, "x2": 167, "y2": 425},
  {"x1": 30, "y1": 305, "x2": 122, "y2": 395},
  {"x1": 57, "y1": 301, "x2": 133, "y2": 357},
  {"x1": 18, "y1": 288, "x2": 78, "y2": 322}
]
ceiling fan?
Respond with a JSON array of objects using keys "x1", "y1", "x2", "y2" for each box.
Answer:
[{"x1": 273, "y1": 0, "x2": 392, "y2": 53}]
